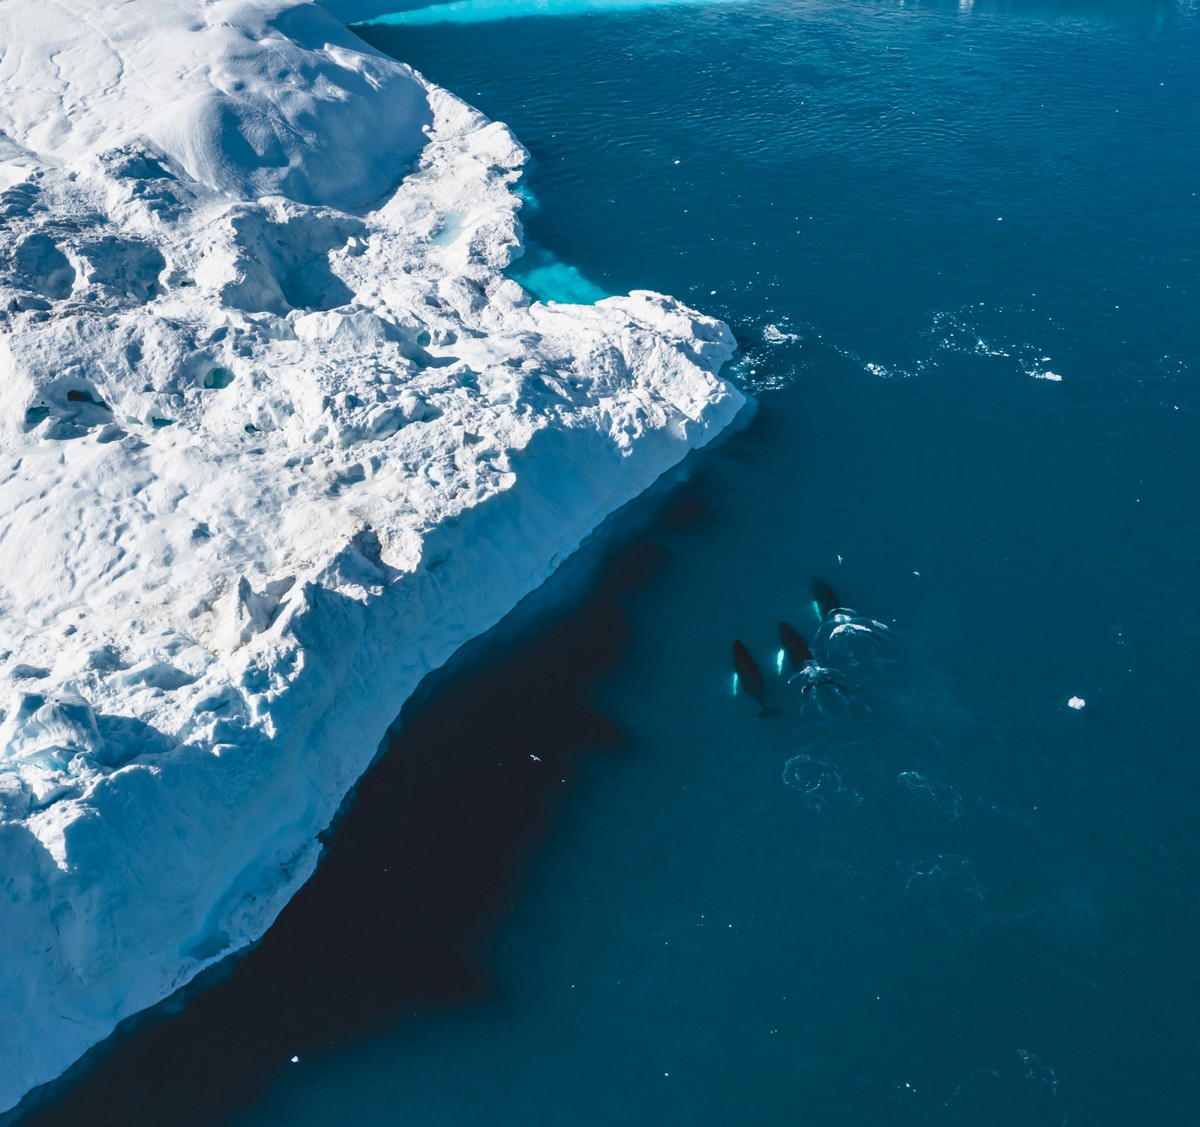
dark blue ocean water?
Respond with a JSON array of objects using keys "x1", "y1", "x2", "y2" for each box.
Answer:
[{"x1": 22, "y1": 1, "x2": 1200, "y2": 1125}]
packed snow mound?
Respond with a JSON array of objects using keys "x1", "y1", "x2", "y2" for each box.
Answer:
[
  {"x1": 0, "y1": 0, "x2": 744, "y2": 1114},
  {"x1": 0, "y1": 0, "x2": 431, "y2": 208}
]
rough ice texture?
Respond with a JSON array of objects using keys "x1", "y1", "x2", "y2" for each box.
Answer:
[{"x1": 0, "y1": 0, "x2": 743, "y2": 1112}]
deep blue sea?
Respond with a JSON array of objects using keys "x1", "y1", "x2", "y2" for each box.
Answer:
[{"x1": 22, "y1": 1, "x2": 1200, "y2": 1124}]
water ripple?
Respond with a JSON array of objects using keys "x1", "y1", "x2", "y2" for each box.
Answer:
[{"x1": 781, "y1": 754, "x2": 862, "y2": 812}]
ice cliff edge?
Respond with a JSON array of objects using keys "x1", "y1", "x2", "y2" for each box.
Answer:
[{"x1": 0, "y1": 0, "x2": 744, "y2": 1111}]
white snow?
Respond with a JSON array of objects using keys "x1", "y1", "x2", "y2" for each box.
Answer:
[{"x1": 0, "y1": 0, "x2": 744, "y2": 1111}]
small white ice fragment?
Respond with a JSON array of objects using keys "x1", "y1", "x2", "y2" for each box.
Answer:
[
  {"x1": 762, "y1": 323, "x2": 799, "y2": 345},
  {"x1": 290, "y1": 1055, "x2": 300, "y2": 1064},
  {"x1": 1068, "y1": 697, "x2": 1085, "y2": 710}
]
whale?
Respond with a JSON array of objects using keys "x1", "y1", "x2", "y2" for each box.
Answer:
[
  {"x1": 777, "y1": 621, "x2": 813, "y2": 672},
  {"x1": 811, "y1": 576, "x2": 841, "y2": 620},
  {"x1": 732, "y1": 640, "x2": 779, "y2": 717}
]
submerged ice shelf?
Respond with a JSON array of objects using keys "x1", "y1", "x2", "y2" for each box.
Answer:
[
  {"x1": 0, "y1": 0, "x2": 743, "y2": 1112},
  {"x1": 355, "y1": 0, "x2": 749, "y2": 28}
]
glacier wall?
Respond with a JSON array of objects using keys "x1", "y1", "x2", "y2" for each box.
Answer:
[{"x1": 0, "y1": 0, "x2": 743, "y2": 1112}]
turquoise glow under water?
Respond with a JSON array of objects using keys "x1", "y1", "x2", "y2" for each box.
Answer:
[
  {"x1": 362, "y1": 0, "x2": 746, "y2": 27},
  {"x1": 508, "y1": 249, "x2": 610, "y2": 304},
  {"x1": 20, "y1": 2, "x2": 1200, "y2": 1125},
  {"x1": 504, "y1": 186, "x2": 612, "y2": 302}
]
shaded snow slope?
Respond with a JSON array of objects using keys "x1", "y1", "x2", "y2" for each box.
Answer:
[{"x1": 0, "y1": 0, "x2": 743, "y2": 1112}]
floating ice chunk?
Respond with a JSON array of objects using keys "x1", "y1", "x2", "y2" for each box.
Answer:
[
  {"x1": 1030, "y1": 356, "x2": 1063, "y2": 382},
  {"x1": 1068, "y1": 696, "x2": 1085, "y2": 710},
  {"x1": 762, "y1": 323, "x2": 799, "y2": 345}
]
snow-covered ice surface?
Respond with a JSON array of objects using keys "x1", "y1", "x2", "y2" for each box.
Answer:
[{"x1": 0, "y1": 0, "x2": 743, "y2": 1111}]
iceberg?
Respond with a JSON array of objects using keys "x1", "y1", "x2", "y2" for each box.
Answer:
[{"x1": 0, "y1": 0, "x2": 743, "y2": 1112}]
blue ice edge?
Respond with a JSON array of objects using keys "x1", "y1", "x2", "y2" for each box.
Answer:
[{"x1": 358, "y1": 0, "x2": 747, "y2": 27}]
